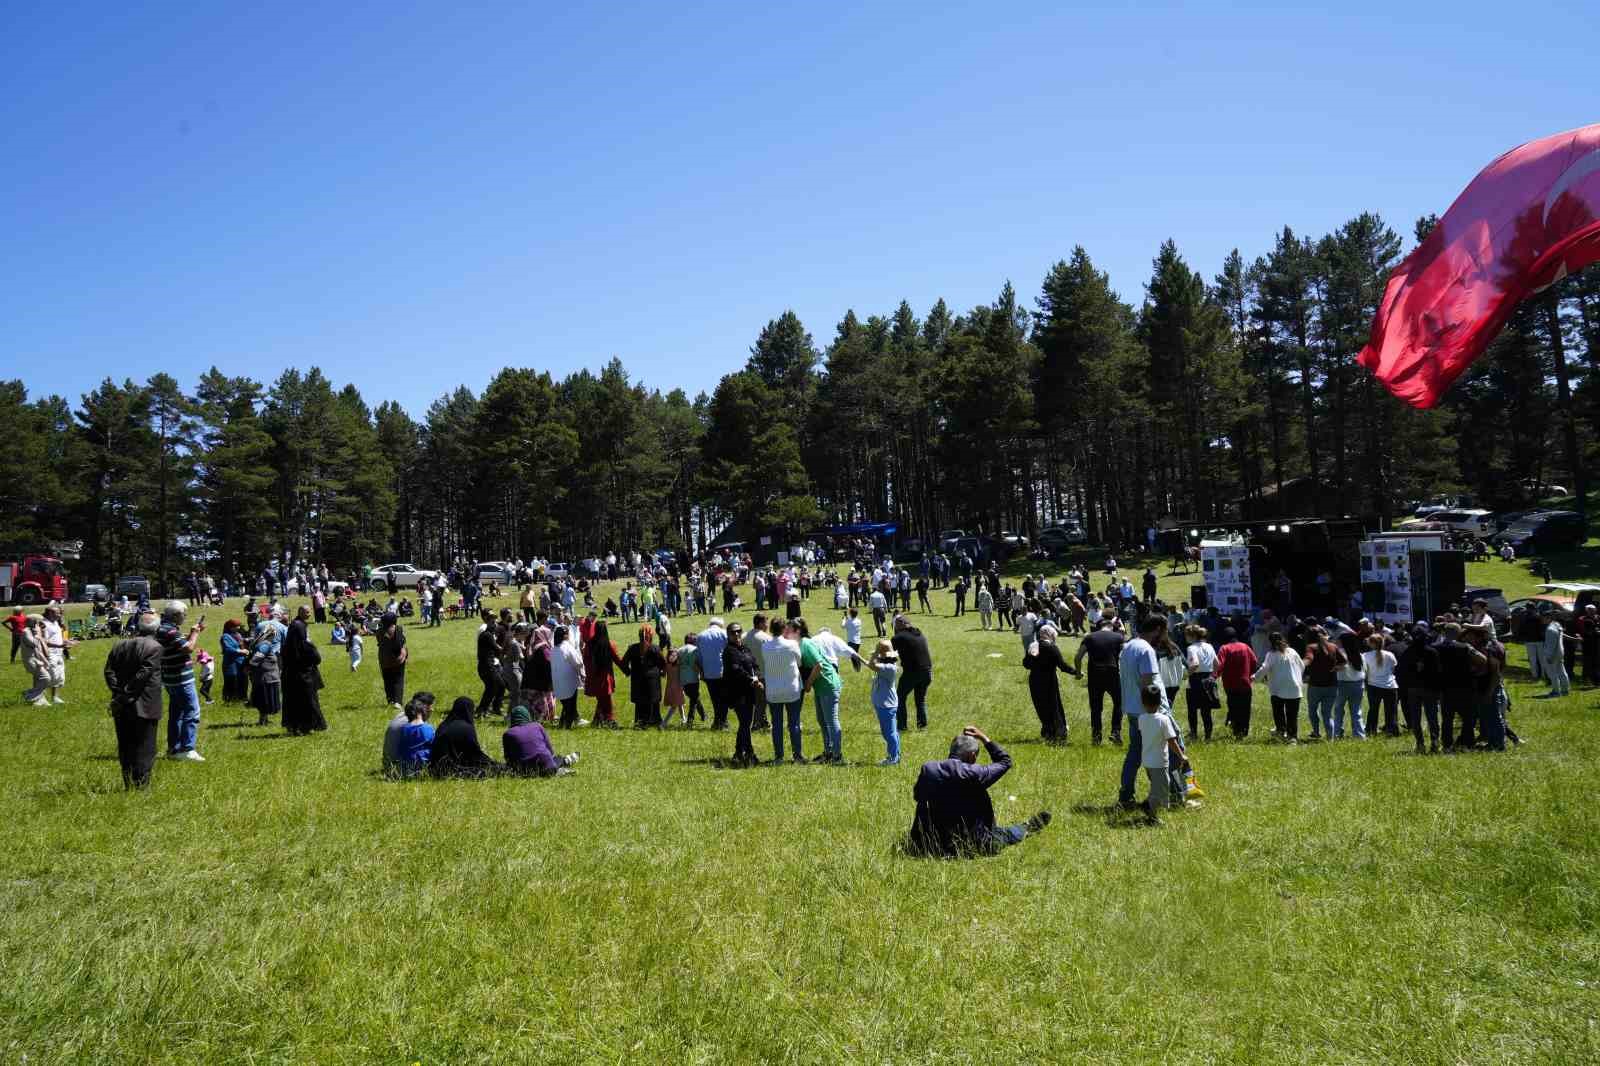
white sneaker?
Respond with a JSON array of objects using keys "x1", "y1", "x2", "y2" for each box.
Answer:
[
  {"x1": 52, "y1": 697, "x2": 66, "y2": 705},
  {"x1": 564, "y1": 752, "x2": 580, "y2": 765},
  {"x1": 576, "y1": 718, "x2": 589, "y2": 727},
  {"x1": 177, "y1": 750, "x2": 205, "y2": 762}
]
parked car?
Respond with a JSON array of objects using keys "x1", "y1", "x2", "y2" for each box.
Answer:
[
  {"x1": 368, "y1": 563, "x2": 443, "y2": 591},
  {"x1": 1413, "y1": 495, "x2": 1471, "y2": 517},
  {"x1": 1535, "y1": 583, "x2": 1600, "y2": 614},
  {"x1": 545, "y1": 562, "x2": 572, "y2": 580},
  {"x1": 937, "y1": 529, "x2": 967, "y2": 551},
  {"x1": 1424, "y1": 509, "x2": 1496, "y2": 537},
  {"x1": 1503, "y1": 594, "x2": 1576, "y2": 636},
  {"x1": 474, "y1": 562, "x2": 513, "y2": 586},
  {"x1": 78, "y1": 583, "x2": 109, "y2": 604},
  {"x1": 115, "y1": 575, "x2": 151, "y2": 601},
  {"x1": 1491, "y1": 511, "x2": 1587, "y2": 552},
  {"x1": 1057, "y1": 522, "x2": 1088, "y2": 543},
  {"x1": 1459, "y1": 585, "x2": 1510, "y2": 629}
]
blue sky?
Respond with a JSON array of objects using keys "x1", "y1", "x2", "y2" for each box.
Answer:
[{"x1": 2, "y1": 1, "x2": 1593, "y2": 416}]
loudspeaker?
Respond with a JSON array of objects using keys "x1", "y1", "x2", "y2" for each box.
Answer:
[
  {"x1": 1190, "y1": 584, "x2": 1208, "y2": 609},
  {"x1": 1408, "y1": 550, "x2": 1466, "y2": 621}
]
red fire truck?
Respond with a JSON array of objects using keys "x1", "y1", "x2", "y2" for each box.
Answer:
[{"x1": 0, "y1": 554, "x2": 69, "y2": 605}]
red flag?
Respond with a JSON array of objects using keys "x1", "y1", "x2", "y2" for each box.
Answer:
[{"x1": 1359, "y1": 123, "x2": 1600, "y2": 408}]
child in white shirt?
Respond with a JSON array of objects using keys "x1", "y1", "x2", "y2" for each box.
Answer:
[
  {"x1": 348, "y1": 627, "x2": 364, "y2": 671},
  {"x1": 842, "y1": 609, "x2": 862, "y2": 653},
  {"x1": 1138, "y1": 684, "x2": 1190, "y2": 824}
]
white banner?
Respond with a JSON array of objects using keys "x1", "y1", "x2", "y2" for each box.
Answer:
[{"x1": 1201, "y1": 545, "x2": 1252, "y2": 612}]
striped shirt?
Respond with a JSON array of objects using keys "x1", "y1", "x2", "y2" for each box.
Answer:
[{"x1": 156, "y1": 623, "x2": 195, "y2": 689}]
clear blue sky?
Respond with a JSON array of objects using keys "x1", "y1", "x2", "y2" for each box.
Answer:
[{"x1": 3, "y1": 1, "x2": 1593, "y2": 416}]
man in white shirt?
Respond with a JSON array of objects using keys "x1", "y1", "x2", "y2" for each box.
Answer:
[
  {"x1": 747, "y1": 615, "x2": 774, "y2": 730},
  {"x1": 1117, "y1": 615, "x2": 1169, "y2": 809}
]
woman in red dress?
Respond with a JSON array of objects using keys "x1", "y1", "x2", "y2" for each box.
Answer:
[{"x1": 584, "y1": 619, "x2": 622, "y2": 728}]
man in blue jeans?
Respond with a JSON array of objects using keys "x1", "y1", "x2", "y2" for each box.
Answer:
[
  {"x1": 1117, "y1": 616, "x2": 1169, "y2": 808},
  {"x1": 156, "y1": 601, "x2": 206, "y2": 762}
]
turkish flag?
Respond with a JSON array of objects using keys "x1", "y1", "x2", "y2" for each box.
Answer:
[{"x1": 1359, "y1": 123, "x2": 1600, "y2": 408}]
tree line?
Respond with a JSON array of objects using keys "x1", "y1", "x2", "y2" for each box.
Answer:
[{"x1": 4, "y1": 210, "x2": 1596, "y2": 591}]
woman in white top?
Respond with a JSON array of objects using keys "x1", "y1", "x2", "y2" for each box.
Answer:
[
  {"x1": 1156, "y1": 634, "x2": 1186, "y2": 709},
  {"x1": 1361, "y1": 633, "x2": 1399, "y2": 738},
  {"x1": 1252, "y1": 631, "x2": 1305, "y2": 741},
  {"x1": 762, "y1": 626, "x2": 806, "y2": 762},
  {"x1": 1183, "y1": 624, "x2": 1219, "y2": 741},
  {"x1": 551, "y1": 625, "x2": 587, "y2": 728}
]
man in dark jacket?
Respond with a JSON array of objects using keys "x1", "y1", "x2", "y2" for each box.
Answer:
[
  {"x1": 907, "y1": 726, "x2": 1050, "y2": 857},
  {"x1": 104, "y1": 612, "x2": 163, "y2": 788},
  {"x1": 891, "y1": 615, "x2": 934, "y2": 732}
]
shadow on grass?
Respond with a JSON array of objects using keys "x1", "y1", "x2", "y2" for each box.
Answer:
[
  {"x1": 232, "y1": 732, "x2": 298, "y2": 742},
  {"x1": 83, "y1": 754, "x2": 120, "y2": 762},
  {"x1": 1068, "y1": 801, "x2": 1161, "y2": 830},
  {"x1": 206, "y1": 720, "x2": 254, "y2": 729}
]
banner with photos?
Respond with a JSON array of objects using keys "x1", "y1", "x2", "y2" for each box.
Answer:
[
  {"x1": 1201, "y1": 545, "x2": 1252, "y2": 612},
  {"x1": 1360, "y1": 539, "x2": 1414, "y2": 623}
]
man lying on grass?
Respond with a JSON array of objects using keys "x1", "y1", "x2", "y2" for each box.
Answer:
[{"x1": 906, "y1": 725, "x2": 1050, "y2": 857}]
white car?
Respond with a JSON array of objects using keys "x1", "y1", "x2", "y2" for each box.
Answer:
[
  {"x1": 474, "y1": 562, "x2": 513, "y2": 585},
  {"x1": 1425, "y1": 509, "x2": 1496, "y2": 538},
  {"x1": 368, "y1": 563, "x2": 443, "y2": 591},
  {"x1": 546, "y1": 563, "x2": 571, "y2": 580}
]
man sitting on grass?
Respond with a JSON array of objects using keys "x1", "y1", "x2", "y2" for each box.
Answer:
[{"x1": 907, "y1": 725, "x2": 1050, "y2": 857}]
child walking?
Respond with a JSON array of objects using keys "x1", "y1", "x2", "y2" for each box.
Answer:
[
  {"x1": 870, "y1": 639, "x2": 901, "y2": 766},
  {"x1": 1137, "y1": 684, "x2": 1194, "y2": 825},
  {"x1": 196, "y1": 649, "x2": 216, "y2": 705},
  {"x1": 347, "y1": 624, "x2": 364, "y2": 671}
]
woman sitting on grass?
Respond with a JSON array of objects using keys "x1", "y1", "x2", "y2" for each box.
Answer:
[
  {"x1": 428, "y1": 697, "x2": 500, "y2": 778},
  {"x1": 502, "y1": 705, "x2": 579, "y2": 776}
]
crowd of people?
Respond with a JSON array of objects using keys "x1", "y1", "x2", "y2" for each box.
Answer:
[{"x1": 16, "y1": 537, "x2": 1590, "y2": 851}]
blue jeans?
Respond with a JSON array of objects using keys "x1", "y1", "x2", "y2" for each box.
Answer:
[
  {"x1": 813, "y1": 687, "x2": 841, "y2": 757},
  {"x1": 1333, "y1": 680, "x2": 1365, "y2": 738},
  {"x1": 1118, "y1": 716, "x2": 1143, "y2": 805},
  {"x1": 769, "y1": 699, "x2": 803, "y2": 760},
  {"x1": 875, "y1": 702, "x2": 900, "y2": 763},
  {"x1": 1306, "y1": 685, "x2": 1337, "y2": 737},
  {"x1": 165, "y1": 681, "x2": 200, "y2": 753},
  {"x1": 1477, "y1": 689, "x2": 1506, "y2": 751}
]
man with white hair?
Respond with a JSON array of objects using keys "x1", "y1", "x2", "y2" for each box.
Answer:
[
  {"x1": 103, "y1": 612, "x2": 164, "y2": 788},
  {"x1": 695, "y1": 617, "x2": 730, "y2": 730},
  {"x1": 907, "y1": 725, "x2": 1050, "y2": 857},
  {"x1": 157, "y1": 601, "x2": 206, "y2": 762}
]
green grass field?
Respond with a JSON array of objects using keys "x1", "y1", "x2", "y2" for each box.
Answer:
[{"x1": 3, "y1": 553, "x2": 1598, "y2": 1064}]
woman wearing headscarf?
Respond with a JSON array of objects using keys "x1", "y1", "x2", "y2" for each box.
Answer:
[
  {"x1": 280, "y1": 605, "x2": 327, "y2": 735},
  {"x1": 584, "y1": 619, "x2": 622, "y2": 728},
  {"x1": 523, "y1": 625, "x2": 557, "y2": 724},
  {"x1": 499, "y1": 622, "x2": 526, "y2": 711},
  {"x1": 720, "y1": 621, "x2": 762, "y2": 766},
  {"x1": 551, "y1": 625, "x2": 587, "y2": 728},
  {"x1": 219, "y1": 619, "x2": 250, "y2": 703},
  {"x1": 619, "y1": 622, "x2": 669, "y2": 729},
  {"x1": 249, "y1": 612, "x2": 286, "y2": 727},
  {"x1": 1022, "y1": 623, "x2": 1071, "y2": 743},
  {"x1": 429, "y1": 696, "x2": 499, "y2": 777},
  {"x1": 502, "y1": 705, "x2": 578, "y2": 776},
  {"x1": 19, "y1": 616, "x2": 52, "y2": 706}
]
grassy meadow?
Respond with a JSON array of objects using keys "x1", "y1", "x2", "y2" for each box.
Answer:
[{"x1": 2, "y1": 551, "x2": 1598, "y2": 1064}]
